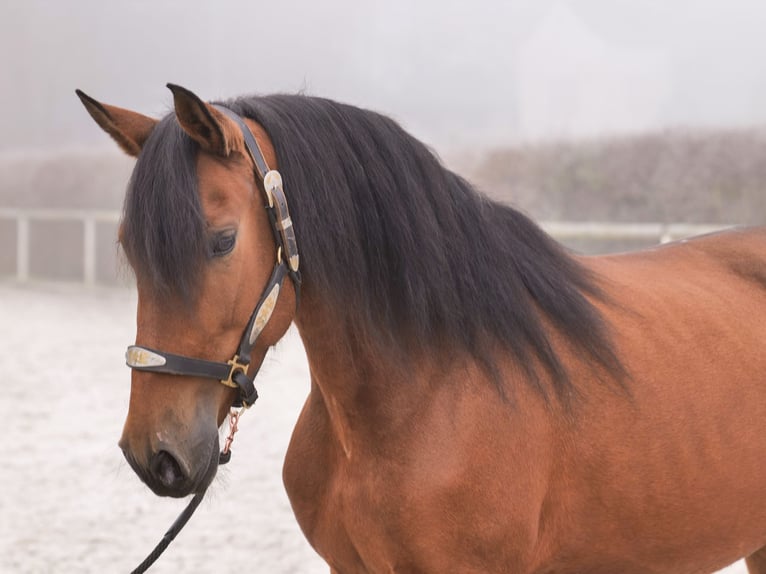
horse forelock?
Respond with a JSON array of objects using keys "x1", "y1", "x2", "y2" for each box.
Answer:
[{"x1": 121, "y1": 113, "x2": 207, "y2": 300}]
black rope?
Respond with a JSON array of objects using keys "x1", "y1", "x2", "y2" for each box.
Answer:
[{"x1": 130, "y1": 490, "x2": 206, "y2": 574}]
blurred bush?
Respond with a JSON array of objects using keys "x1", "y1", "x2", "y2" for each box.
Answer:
[
  {"x1": 466, "y1": 128, "x2": 766, "y2": 225},
  {"x1": 0, "y1": 150, "x2": 131, "y2": 209}
]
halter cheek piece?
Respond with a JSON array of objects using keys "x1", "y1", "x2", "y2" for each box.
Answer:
[{"x1": 124, "y1": 105, "x2": 301, "y2": 410}]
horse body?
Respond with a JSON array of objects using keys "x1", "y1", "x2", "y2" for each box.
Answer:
[
  {"x1": 573, "y1": 230, "x2": 766, "y2": 573},
  {"x1": 76, "y1": 85, "x2": 766, "y2": 573},
  {"x1": 286, "y1": 229, "x2": 766, "y2": 573}
]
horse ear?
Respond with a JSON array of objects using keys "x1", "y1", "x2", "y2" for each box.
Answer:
[
  {"x1": 166, "y1": 83, "x2": 241, "y2": 157},
  {"x1": 75, "y1": 90, "x2": 158, "y2": 157}
]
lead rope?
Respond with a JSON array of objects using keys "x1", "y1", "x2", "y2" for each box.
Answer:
[
  {"x1": 130, "y1": 407, "x2": 246, "y2": 573},
  {"x1": 130, "y1": 491, "x2": 205, "y2": 574}
]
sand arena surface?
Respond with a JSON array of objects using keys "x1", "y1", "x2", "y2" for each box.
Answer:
[{"x1": 0, "y1": 284, "x2": 748, "y2": 573}]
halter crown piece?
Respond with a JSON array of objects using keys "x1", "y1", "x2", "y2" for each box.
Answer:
[{"x1": 125, "y1": 104, "x2": 301, "y2": 410}]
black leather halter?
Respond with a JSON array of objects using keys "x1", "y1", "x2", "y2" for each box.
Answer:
[{"x1": 125, "y1": 105, "x2": 301, "y2": 409}]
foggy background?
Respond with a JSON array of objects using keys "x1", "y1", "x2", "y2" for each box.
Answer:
[
  {"x1": 2, "y1": 0, "x2": 765, "y2": 280},
  {"x1": 3, "y1": 0, "x2": 766, "y2": 153},
  {"x1": 1, "y1": 2, "x2": 764, "y2": 573}
]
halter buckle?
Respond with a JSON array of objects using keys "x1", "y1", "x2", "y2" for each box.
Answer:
[{"x1": 221, "y1": 355, "x2": 248, "y2": 389}]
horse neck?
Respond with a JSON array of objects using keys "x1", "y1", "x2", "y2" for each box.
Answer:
[{"x1": 293, "y1": 291, "x2": 438, "y2": 449}]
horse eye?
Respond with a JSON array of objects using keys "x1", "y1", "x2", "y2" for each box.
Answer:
[{"x1": 209, "y1": 230, "x2": 237, "y2": 257}]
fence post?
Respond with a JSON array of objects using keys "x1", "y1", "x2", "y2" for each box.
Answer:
[
  {"x1": 659, "y1": 224, "x2": 672, "y2": 244},
  {"x1": 17, "y1": 215, "x2": 29, "y2": 282},
  {"x1": 83, "y1": 217, "x2": 96, "y2": 285}
]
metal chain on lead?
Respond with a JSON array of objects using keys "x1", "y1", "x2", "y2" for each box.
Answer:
[{"x1": 219, "y1": 407, "x2": 246, "y2": 465}]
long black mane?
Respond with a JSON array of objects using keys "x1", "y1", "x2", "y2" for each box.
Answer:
[{"x1": 123, "y1": 94, "x2": 622, "y2": 400}]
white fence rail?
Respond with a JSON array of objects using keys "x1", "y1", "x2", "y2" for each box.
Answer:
[
  {"x1": 0, "y1": 208, "x2": 735, "y2": 285},
  {"x1": 0, "y1": 208, "x2": 120, "y2": 285},
  {"x1": 541, "y1": 221, "x2": 731, "y2": 244}
]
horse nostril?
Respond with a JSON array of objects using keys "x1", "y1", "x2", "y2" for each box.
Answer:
[{"x1": 150, "y1": 450, "x2": 186, "y2": 489}]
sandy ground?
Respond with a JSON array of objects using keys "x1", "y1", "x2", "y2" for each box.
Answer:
[{"x1": 0, "y1": 283, "x2": 749, "y2": 573}]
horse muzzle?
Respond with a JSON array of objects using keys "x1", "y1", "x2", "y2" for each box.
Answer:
[{"x1": 119, "y1": 431, "x2": 219, "y2": 498}]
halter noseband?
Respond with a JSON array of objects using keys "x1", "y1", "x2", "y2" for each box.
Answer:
[{"x1": 125, "y1": 105, "x2": 301, "y2": 409}]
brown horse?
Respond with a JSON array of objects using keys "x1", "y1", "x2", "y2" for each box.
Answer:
[{"x1": 77, "y1": 84, "x2": 766, "y2": 574}]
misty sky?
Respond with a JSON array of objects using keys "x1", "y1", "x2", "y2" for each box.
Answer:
[{"x1": 3, "y1": 0, "x2": 766, "y2": 154}]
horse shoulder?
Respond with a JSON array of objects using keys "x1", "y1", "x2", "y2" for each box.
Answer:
[
  {"x1": 283, "y1": 382, "x2": 367, "y2": 571},
  {"x1": 285, "y1": 364, "x2": 561, "y2": 573}
]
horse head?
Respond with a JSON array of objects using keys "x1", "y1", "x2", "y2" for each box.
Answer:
[{"x1": 77, "y1": 85, "x2": 298, "y2": 497}]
